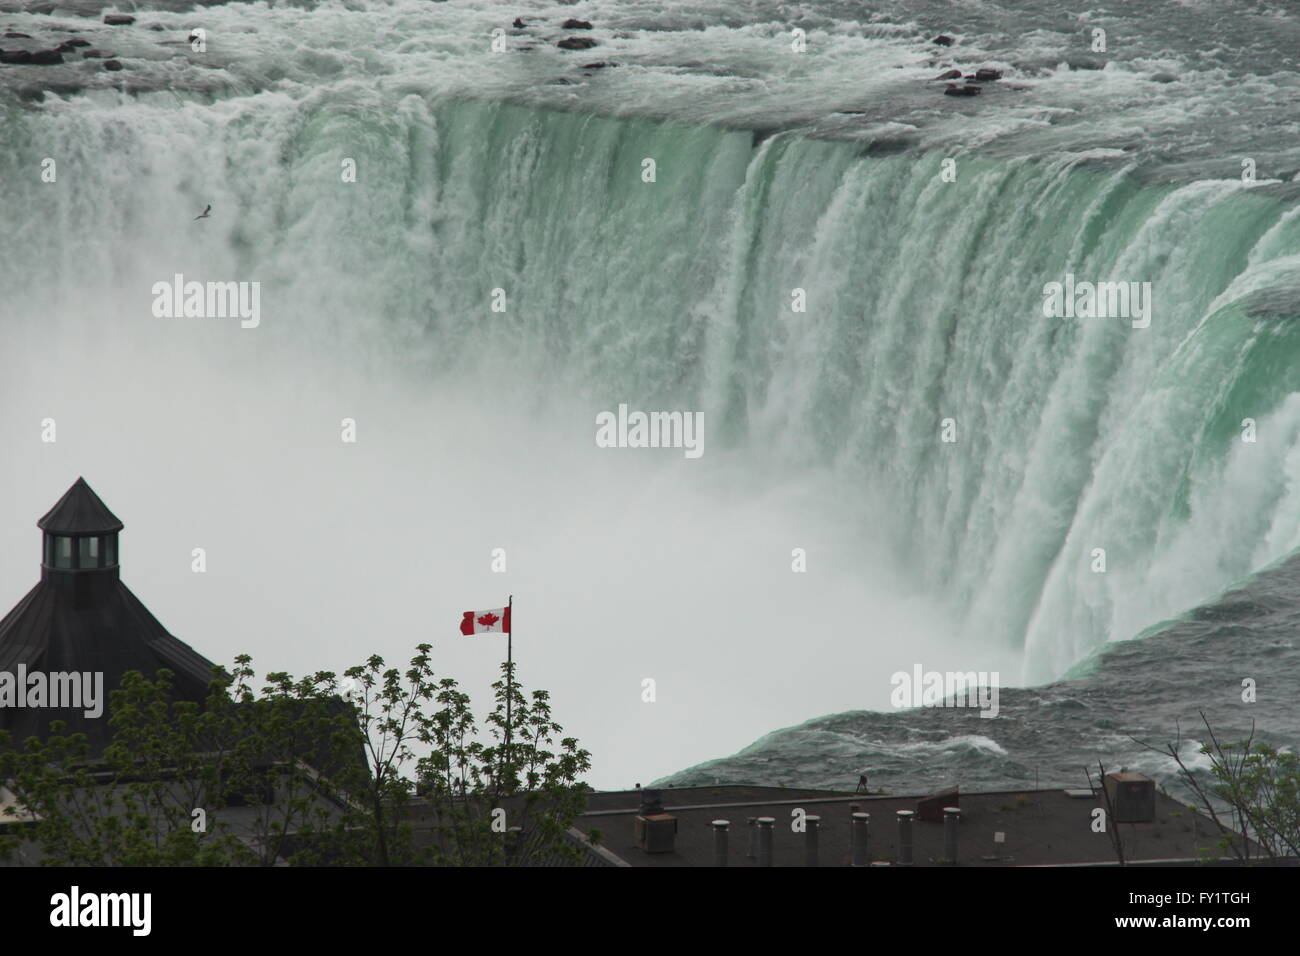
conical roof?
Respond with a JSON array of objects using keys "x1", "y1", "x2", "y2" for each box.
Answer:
[
  {"x1": 0, "y1": 580, "x2": 220, "y2": 752},
  {"x1": 37, "y1": 478, "x2": 123, "y2": 535},
  {"x1": 2, "y1": 479, "x2": 217, "y2": 755}
]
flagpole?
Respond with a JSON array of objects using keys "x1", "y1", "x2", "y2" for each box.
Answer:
[{"x1": 505, "y1": 594, "x2": 513, "y2": 792}]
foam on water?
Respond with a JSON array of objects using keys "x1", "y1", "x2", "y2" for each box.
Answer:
[
  {"x1": 1, "y1": 0, "x2": 1298, "y2": 177},
  {"x1": 3, "y1": 0, "x2": 1300, "y2": 788}
]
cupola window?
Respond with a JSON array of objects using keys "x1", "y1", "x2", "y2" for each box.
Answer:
[{"x1": 36, "y1": 478, "x2": 125, "y2": 573}]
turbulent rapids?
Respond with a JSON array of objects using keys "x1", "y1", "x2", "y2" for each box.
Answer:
[{"x1": 2, "y1": 0, "x2": 1300, "y2": 788}]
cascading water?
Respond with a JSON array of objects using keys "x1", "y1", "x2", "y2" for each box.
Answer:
[{"x1": 2, "y1": 0, "x2": 1299, "y2": 789}]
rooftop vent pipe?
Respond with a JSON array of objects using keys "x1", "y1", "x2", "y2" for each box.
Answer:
[
  {"x1": 756, "y1": 816, "x2": 775, "y2": 866},
  {"x1": 897, "y1": 810, "x2": 915, "y2": 866}
]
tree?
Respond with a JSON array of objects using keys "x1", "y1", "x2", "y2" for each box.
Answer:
[
  {"x1": 0, "y1": 662, "x2": 364, "y2": 866},
  {"x1": 413, "y1": 659, "x2": 593, "y2": 865},
  {"x1": 1134, "y1": 712, "x2": 1300, "y2": 862},
  {"x1": 1084, "y1": 761, "x2": 1127, "y2": 865},
  {"x1": 0, "y1": 644, "x2": 591, "y2": 866}
]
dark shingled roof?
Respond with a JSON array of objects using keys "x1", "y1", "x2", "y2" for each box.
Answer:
[{"x1": 37, "y1": 477, "x2": 123, "y2": 535}]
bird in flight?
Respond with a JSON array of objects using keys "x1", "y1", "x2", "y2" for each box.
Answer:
[{"x1": 194, "y1": 204, "x2": 211, "y2": 220}]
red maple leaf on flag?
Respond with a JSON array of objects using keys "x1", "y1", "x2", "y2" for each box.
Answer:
[{"x1": 477, "y1": 612, "x2": 500, "y2": 629}]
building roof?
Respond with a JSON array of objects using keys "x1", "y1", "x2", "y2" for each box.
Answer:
[
  {"x1": 0, "y1": 579, "x2": 220, "y2": 752},
  {"x1": 2, "y1": 480, "x2": 217, "y2": 754},
  {"x1": 37, "y1": 478, "x2": 123, "y2": 535},
  {"x1": 572, "y1": 785, "x2": 1263, "y2": 866}
]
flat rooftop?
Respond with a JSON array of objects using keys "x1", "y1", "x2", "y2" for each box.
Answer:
[{"x1": 574, "y1": 785, "x2": 1256, "y2": 866}]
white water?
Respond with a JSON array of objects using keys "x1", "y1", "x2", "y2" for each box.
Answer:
[{"x1": 3, "y1": 2, "x2": 1300, "y2": 786}]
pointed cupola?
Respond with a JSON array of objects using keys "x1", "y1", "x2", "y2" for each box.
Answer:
[
  {"x1": 38, "y1": 477, "x2": 123, "y2": 578},
  {"x1": 1, "y1": 478, "x2": 220, "y2": 754}
]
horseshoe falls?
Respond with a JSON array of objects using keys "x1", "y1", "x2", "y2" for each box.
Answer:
[{"x1": 2, "y1": 1, "x2": 1299, "y2": 792}]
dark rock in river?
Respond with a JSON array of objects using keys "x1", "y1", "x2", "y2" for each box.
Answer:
[
  {"x1": 557, "y1": 36, "x2": 598, "y2": 50},
  {"x1": 1, "y1": 49, "x2": 65, "y2": 65},
  {"x1": 974, "y1": 68, "x2": 1003, "y2": 81},
  {"x1": 513, "y1": 18, "x2": 525, "y2": 28},
  {"x1": 103, "y1": 14, "x2": 136, "y2": 26},
  {"x1": 103, "y1": 59, "x2": 124, "y2": 71},
  {"x1": 932, "y1": 35, "x2": 954, "y2": 46},
  {"x1": 944, "y1": 83, "x2": 981, "y2": 97},
  {"x1": 562, "y1": 19, "x2": 593, "y2": 29},
  {"x1": 3, "y1": 32, "x2": 32, "y2": 38},
  {"x1": 935, "y1": 69, "x2": 962, "y2": 80}
]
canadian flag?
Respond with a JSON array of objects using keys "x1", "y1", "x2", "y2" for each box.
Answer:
[{"x1": 460, "y1": 606, "x2": 511, "y2": 635}]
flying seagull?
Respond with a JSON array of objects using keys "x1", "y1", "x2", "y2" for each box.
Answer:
[{"x1": 194, "y1": 204, "x2": 211, "y2": 220}]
